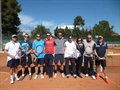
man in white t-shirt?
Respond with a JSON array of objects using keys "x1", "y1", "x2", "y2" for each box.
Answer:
[
  {"x1": 64, "y1": 36, "x2": 77, "y2": 78},
  {"x1": 83, "y1": 34, "x2": 96, "y2": 80},
  {"x1": 4, "y1": 34, "x2": 21, "y2": 84}
]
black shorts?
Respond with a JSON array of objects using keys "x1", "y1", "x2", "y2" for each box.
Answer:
[
  {"x1": 34, "y1": 58, "x2": 44, "y2": 65},
  {"x1": 21, "y1": 56, "x2": 32, "y2": 67},
  {"x1": 95, "y1": 59, "x2": 106, "y2": 67},
  {"x1": 7, "y1": 59, "x2": 20, "y2": 68},
  {"x1": 54, "y1": 54, "x2": 64, "y2": 64}
]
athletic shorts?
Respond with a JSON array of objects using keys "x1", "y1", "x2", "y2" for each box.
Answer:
[
  {"x1": 21, "y1": 55, "x2": 32, "y2": 67},
  {"x1": 34, "y1": 58, "x2": 44, "y2": 65},
  {"x1": 7, "y1": 59, "x2": 20, "y2": 68},
  {"x1": 95, "y1": 59, "x2": 106, "y2": 67},
  {"x1": 54, "y1": 54, "x2": 64, "y2": 64}
]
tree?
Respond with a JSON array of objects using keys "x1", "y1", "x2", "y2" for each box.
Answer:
[
  {"x1": 92, "y1": 20, "x2": 115, "y2": 37},
  {"x1": 31, "y1": 25, "x2": 50, "y2": 38},
  {"x1": 73, "y1": 16, "x2": 85, "y2": 30},
  {"x1": 64, "y1": 26, "x2": 72, "y2": 38},
  {"x1": 2, "y1": 0, "x2": 21, "y2": 34}
]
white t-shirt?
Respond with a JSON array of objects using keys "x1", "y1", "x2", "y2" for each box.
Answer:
[
  {"x1": 64, "y1": 41, "x2": 76, "y2": 58},
  {"x1": 83, "y1": 40, "x2": 95, "y2": 57},
  {"x1": 5, "y1": 41, "x2": 21, "y2": 61}
]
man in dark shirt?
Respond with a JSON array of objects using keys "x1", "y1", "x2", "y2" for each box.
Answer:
[{"x1": 94, "y1": 35, "x2": 109, "y2": 84}]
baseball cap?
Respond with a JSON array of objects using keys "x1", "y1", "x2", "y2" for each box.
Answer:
[
  {"x1": 11, "y1": 34, "x2": 17, "y2": 38},
  {"x1": 98, "y1": 35, "x2": 103, "y2": 39}
]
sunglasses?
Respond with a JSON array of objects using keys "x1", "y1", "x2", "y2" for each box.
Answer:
[{"x1": 24, "y1": 36, "x2": 29, "y2": 38}]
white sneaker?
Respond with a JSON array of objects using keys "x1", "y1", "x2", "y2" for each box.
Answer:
[
  {"x1": 61, "y1": 73, "x2": 65, "y2": 78},
  {"x1": 66, "y1": 74, "x2": 70, "y2": 78},
  {"x1": 54, "y1": 73, "x2": 57, "y2": 78},
  {"x1": 40, "y1": 74, "x2": 44, "y2": 79},
  {"x1": 91, "y1": 75, "x2": 96, "y2": 80},
  {"x1": 15, "y1": 77, "x2": 20, "y2": 81},
  {"x1": 85, "y1": 74, "x2": 89, "y2": 77},
  {"x1": 10, "y1": 80, "x2": 14, "y2": 84},
  {"x1": 73, "y1": 74, "x2": 77, "y2": 78},
  {"x1": 34, "y1": 75, "x2": 38, "y2": 79}
]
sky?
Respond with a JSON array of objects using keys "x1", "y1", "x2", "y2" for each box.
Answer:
[{"x1": 17, "y1": 0, "x2": 120, "y2": 34}]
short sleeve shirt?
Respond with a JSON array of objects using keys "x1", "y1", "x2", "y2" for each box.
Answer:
[
  {"x1": 4, "y1": 41, "x2": 21, "y2": 61},
  {"x1": 32, "y1": 40, "x2": 45, "y2": 58},
  {"x1": 20, "y1": 40, "x2": 32, "y2": 57},
  {"x1": 64, "y1": 41, "x2": 76, "y2": 57},
  {"x1": 55, "y1": 39, "x2": 66, "y2": 54},
  {"x1": 93, "y1": 42, "x2": 108, "y2": 57}
]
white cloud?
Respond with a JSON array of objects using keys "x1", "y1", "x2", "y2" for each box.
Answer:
[
  {"x1": 18, "y1": 13, "x2": 55, "y2": 33},
  {"x1": 19, "y1": 14, "x2": 40, "y2": 26},
  {"x1": 19, "y1": 13, "x2": 55, "y2": 27},
  {"x1": 41, "y1": 21, "x2": 54, "y2": 27}
]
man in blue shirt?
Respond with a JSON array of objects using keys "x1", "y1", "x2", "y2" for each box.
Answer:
[
  {"x1": 20, "y1": 33, "x2": 32, "y2": 80},
  {"x1": 94, "y1": 35, "x2": 109, "y2": 84},
  {"x1": 32, "y1": 34, "x2": 45, "y2": 79}
]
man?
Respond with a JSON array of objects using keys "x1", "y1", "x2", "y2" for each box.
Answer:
[
  {"x1": 44, "y1": 32, "x2": 55, "y2": 80},
  {"x1": 4, "y1": 34, "x2": 21, "y2": 84},
  {"x1": 64, "y1": 36, "x2": 77, "y2": 78},
  {"x1": 54, "y1": 32, "x2": 66, "y2": 78},
  {"x1": 20, "y1": 33, "x2": 32, "y2": 80},
  {"x1": 83, "y1": 34, "x2": 96, "y2": 80},
  {"x1": 94, "y1": 35, "x2": 109, "y2": 83},
  {"x1": 33, "y1": 34, "x2": 45, "y2": 79}
]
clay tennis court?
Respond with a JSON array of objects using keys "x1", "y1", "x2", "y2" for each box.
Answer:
[{"x1": 0, "y1": 47, "x2": 120, "y2": 90}]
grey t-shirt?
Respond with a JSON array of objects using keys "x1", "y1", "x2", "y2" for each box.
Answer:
[{"x1": 55, "y1": 39, "x2": 66, "y2": 54}]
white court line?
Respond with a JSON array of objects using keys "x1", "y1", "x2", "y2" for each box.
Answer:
[
  {"x1": 108, "y1": 75, "x2": 120, "y2": 88},
  {"x1": 0, "y1": 77, "x2": 9, "y2": 86},
  {"x1": 0, "y1": 71, "x2": 9, "y2": 74},
  {"x1": 107, "y1": 53, "x2": 120, "y2": 56}
]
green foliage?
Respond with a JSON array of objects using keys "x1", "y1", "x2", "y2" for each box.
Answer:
[
  {"x1": 2, "y1": 0, "x2": 21, "y2": 34},
  {"x1": 73, "y1": 16, "x2": 85, "y2": 26},
  {"x1": 31, "y1": 25, "x2": 50, "y2": 39},
  {"x1": 92, "y1": 20, "x2": 115, "y2": 37}
]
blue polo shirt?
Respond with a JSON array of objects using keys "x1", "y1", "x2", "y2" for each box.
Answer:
[
  {"x1": 93, "y1": 42, "x2": 108, "y2": 57},
  {"x1": 20, "y1": 40, "x2": 32, "y2": 57},
  {"x1": 32, "y1": 40, "x2": 45, "y2": 58}
]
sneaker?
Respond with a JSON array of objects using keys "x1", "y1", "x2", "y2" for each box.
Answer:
[
  {"x1": 49, "y1": 77, "x2": 53, "y2": 81},
  {"x1": 73, "y1": 74, "x2": 77, "y2": 78},
  {"x1": 40, "y1": 74, "x2": 44, "y2": 79},
  {"x1": 91, "y1": 75, "x2": 96, "y2": 80},
  {"x1": 79, "y1": 75, "x2": 83, "y2": 78},
  {"x1": 34, "y1": 75, "x2": 38, "y2": 79},
  {"x1": 61, "y1": 73, "x2": 65, "y2": 78},
  {"x1": 15, "y1": 77, "x2": 20, "y2": 81},
  {"x1": 96, "y1": 74, "x2": 99, "y2": 79},
  {"x1": 66, "y1": 74, "x2": 69, "y2": 78},
  {"x1": 10, "y1": 80, "x2": 14, "y2": 84},
  {"x1": 20, "y1": 76, "x2": 24, "y2": 81},
  {"x1": 105, "y1": 78, "x2": 109, "y2": 84},
  {"x1": 29, "y1": 75, "x2": 32, "y2": 80},
  {"x1": 54, "y1": 73, "x2": 57, "y2": 78},
  {"x1": 85, "y1": 74, "x2": 89, "y2": 77}
]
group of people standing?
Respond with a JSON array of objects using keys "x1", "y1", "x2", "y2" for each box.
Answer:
[{"x1": 4, "y1": 32, "x2": 109, "y2": 84}]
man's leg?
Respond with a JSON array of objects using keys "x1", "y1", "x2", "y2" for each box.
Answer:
[
  {"x1": 65, "y1": 58, "x2": 70, "y2": 78},
  {"x1": 10, "y1": 67, "x2": 14, "y2": 84},
  {"x1": 102, "y1": 60, "x2": 109, "y2": 83},
  {"x1": 54, "y1": 54, "x2": 59, "y2": 78},
  {"x1": 89, "y1": 57, "x2": 96, "y2": 80},
  {"x1": 70, "y1": 58, "x2": 77, "y2": 78},
  {"x1": 84, "y1": 56, "x2": 89, "y2": 77}
]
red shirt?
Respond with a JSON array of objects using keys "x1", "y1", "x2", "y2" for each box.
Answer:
[{"x1": 44, "y1": 38, "x2": 55, "y2": 54}]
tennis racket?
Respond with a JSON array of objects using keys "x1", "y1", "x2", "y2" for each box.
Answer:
[
  {"x1": 34, "y1": 45, "x2": 43, "y2": 62},
  {"x1": 22, "y1": 43, "x2": 31, "y2": 63}
]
